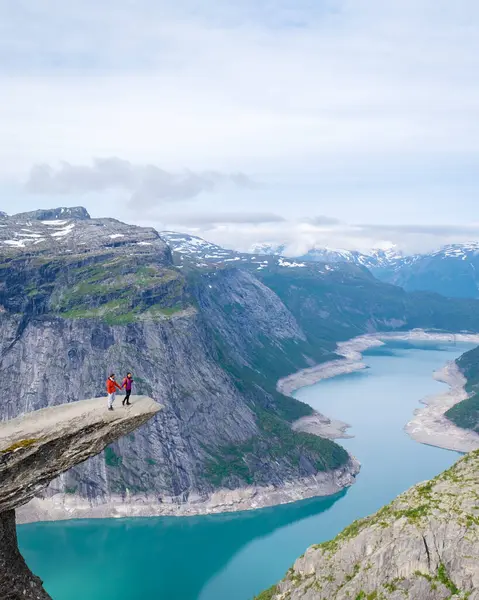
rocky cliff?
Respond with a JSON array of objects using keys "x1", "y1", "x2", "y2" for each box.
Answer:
[
  {"x1": 259, "y1": 450, "x2": 479, "y2": 600},
  {"x1": 0, "y1": 208, "x2": 356, "y2": 520},
  {"x1": 3, "y1": 208, "x2": 479, "y2": 520},
  {"x1": 0, "y1": 396, "x2": 160, "y2": 600}
]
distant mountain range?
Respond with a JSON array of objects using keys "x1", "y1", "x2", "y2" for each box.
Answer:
[{"x1": 163, "y1": 233, "x2": 479, "y2": 299}]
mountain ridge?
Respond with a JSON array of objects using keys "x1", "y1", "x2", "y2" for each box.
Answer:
[{"x1": 3, "y1": 207, "x2": 479, "y2": 520}]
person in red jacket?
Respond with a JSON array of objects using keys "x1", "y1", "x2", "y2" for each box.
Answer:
[{"x1": 106, "y1": 374, "x2": 122, "y2": 411}]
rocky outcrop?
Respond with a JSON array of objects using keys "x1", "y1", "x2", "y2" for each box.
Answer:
[
  {"x1": 0, "y1": 396, "x2": 160, "y2": 600},
  {"x1": 261, "y1": 450, "x2": 479, "y2": 600}
]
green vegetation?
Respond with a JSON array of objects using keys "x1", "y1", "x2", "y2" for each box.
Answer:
[
  {"x1": 446, "y1": 395, "x2": 479, "y2": 432},
  {"x1": 445, "y1": 345, "x2": 479, "y2": 432},
  {"x1": 437, "y1": 563, "x2": 459, "y2": 595},
  {"x1": 253, "y1": 585, "x2": 278, "y2": 600},
  {"x1": 203, "y1": 409, "x2": 349, "y2": 487},
  {"x1": 1, "y1": 438, "x2": 37, "y2": 453},
  {"x1": 104, "y1": 446, "x2": 122, "y2": 467},
  {"x1": 1, "y1": 251, "x2": 192, "y2": 325}
]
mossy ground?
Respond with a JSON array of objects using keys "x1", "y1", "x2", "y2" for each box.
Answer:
[{"x1": 1, "y1": 438, "x2": 38, "y2": 453}]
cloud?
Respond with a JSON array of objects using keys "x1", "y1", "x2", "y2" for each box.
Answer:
[
  {"x1": 25, "y1": 158, "x2": 257, "y2": 206},
  {"x1": 3, "y1": 0, "x2": 479, "y2": 247},
  {"x1": 302, "y1": 215, "x2": 342, "y2": 226},
  {"x1": 160, "y1": 215, "x2": 479, "y2": 256},
  {"x1": 359, "y1": 223, "x2": 479, "y2": 237},
  {"x1": 163, "y1": 212, "x2": 285, "y2": 229}
]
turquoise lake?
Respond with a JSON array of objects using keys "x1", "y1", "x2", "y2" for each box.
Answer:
[{"x1": 18, "y1": 340, "x2": 473, "y2": 600}]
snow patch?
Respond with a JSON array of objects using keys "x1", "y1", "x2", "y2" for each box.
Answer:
[
  {"x1": 17, "y1": 232, "x2": 43, "y2": 238},
  {"x1": 51, "y1": 223, "x2": 75, "y2": 237},
  {"x1": 109, "y1": 234, "x2": 125, "y2": 239},
  {"x1": 278, "y1": 258, "x2": 306, "y2": 268},
  {"x1": 4, "y1": 239, "x2": 26, "y2": 247},
  {"x1": 41, "y1": 220, "x2": 69, "y2": 226}
]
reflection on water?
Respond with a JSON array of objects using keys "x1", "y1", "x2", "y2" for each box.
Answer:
[{"x1": 18, "y1": 342, "x2": 473, "y2": 600}]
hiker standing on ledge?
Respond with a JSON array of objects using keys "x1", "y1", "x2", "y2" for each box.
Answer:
[
  {"x1": 106, "y1": 374, "x2": 122, "y2": 411},
  {"x1": 122, "y1": 372, "x2": 134, "y2": 406}
]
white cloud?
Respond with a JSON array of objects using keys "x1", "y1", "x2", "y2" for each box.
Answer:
[
  {"x1": 26, "y1": 158, "x2": 256, "y2": 206},
  {"x1": 157, "y1": 216, "x2": 479, "y2": 256},
  {"x1": 2, "y1": 1, "x2": 479, "y2": 250}
]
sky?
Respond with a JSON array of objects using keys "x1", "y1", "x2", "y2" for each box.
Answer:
[{"x1": 1, "y1": 0, "x2": 479, "y2": 255}]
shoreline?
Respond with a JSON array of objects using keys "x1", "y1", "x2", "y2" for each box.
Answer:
[
  {"x1": 17, "y1": 457, "x2": 360, "y2": 524},
  {"x1": 405, "y1": 361, "x2": 479, "y2": 453},
  {"x1": 283, "y1": 328, "x2": 479, "y2": 451}
]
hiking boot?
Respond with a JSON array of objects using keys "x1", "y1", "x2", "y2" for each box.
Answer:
[
  {"x1": 108, "y1": 406, "x2": 114, "y2": 411},
  {"x1": 126, "y1": 401, "x2": 131, "y2": 406}
]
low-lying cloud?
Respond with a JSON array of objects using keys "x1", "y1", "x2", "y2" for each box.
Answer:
[
  {"x1": 26, "y1": 158, "x2": 257, "y2": 206},
  {"x1": 163, "y1": 211, "x2": 285, "y2": 230},
  {"x1": 162, "y1": 216, "x2": 479, "y2": 257}
]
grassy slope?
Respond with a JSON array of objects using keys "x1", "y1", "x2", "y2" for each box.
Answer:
[{"x1": 445, "y1": 345, "x2": 479, "y2": 432}]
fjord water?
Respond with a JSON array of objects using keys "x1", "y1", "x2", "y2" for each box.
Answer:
[{"x1": 18, "y1": 341, "x2": 472, "y2": 600}]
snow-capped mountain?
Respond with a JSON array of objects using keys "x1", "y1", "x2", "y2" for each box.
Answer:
[
  {"x1": 159, "y1": 231, "x2": 356, "y2": 275},
  {"x1": 248, "y1": 242, "x2": 286, "y2": 256},
  {"x1": 161, "y1": 231, "x2": 479, "y2": 299},
  {"x1": 0, "y1": 207, "x2": 169, "y2": 257},
  {"x1": 381, "y1": 242, "x2": 479, "y2": 299},
  {"x1": 300, "y1": 242, "x2": 479, "y2": 299}
]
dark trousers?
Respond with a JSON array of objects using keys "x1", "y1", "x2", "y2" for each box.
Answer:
[{"x1": 123, "y1": 390, "x2": 131, "y2": 405}]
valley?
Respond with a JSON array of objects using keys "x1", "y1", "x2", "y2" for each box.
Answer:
[{"x1": 1, "y1": 208, "x2": 479, "y2": 522}]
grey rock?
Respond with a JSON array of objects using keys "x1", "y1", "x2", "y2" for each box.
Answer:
[
  {"x1": 0, "y1": 395, "x2": 161, "y2": 512},
  {"x1": 0, "y1": 509, "x2": 51, "y2": 600},
  {"x1": 265, "y1": 450, "x2": 479, "y2": 600},
  {"x1": 0, "y1": 395, "x2": 160, "y2": 600},
  {"x1": 12, "y1": 207, "x2": 91, "y2": 221}
]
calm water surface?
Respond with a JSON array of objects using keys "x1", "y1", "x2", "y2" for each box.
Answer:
[{"x1": 18, "y1": 341, "x2": 472, "y2": 600}]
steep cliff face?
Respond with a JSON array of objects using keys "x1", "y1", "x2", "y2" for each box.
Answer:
[
  {"x1": 260, "y1": 450, "x2": 479, "y2": 600},
  {"x1": 0, "y1": 209, "x2": 353, "y2": 515}
]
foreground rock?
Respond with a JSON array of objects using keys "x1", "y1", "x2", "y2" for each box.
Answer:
[
  {"x1": 0, "y1": 396, "x2": 160, "y2": 600},
  {"x1": 260, "y1": 450, "x2": 479, "y2": 600}
]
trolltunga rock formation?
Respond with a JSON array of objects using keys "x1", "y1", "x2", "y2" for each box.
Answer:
[{"x1": 0, "y1": 396, "x2": 161, "y2": 600}]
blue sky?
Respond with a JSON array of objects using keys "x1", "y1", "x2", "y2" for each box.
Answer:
[{"x1": 1, "y1": 0, "x2": 479, "y2": 254}]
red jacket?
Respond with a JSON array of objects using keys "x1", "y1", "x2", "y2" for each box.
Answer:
[{"x1": 106, "y1": 379, "x2": 121, "y2": 394}]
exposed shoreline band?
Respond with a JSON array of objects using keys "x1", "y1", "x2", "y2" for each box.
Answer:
[{"x1": 283, "y1": 329, "x2": 479, "y2": 452}]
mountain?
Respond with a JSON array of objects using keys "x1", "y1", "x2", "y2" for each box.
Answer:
[
  {"x1": 247, "y1": 238, "x2": 479, "y2": 300},
  {"x1": 0, "y1": 210, "x2": 359, "y2": 518},
  {"x1": 446, "y1": 345, "x2": 479, "y2": 433},
  {"x1": 160, "y1": 231, "x2": 312, "y2": 271},
  {"x1": 380, "y1": 243, "x2": 479, "y2": 299},
  {"x1": 256, "y1": 450, "x2": 479, "y2": 600},
  {"x1": 3, "y1": 211, "x2": 479, "y2": 518}
]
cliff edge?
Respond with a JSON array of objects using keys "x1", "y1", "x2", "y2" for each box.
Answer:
[
  {"x1": 0, "y1": 396, "x2": 161, "y2": 600},
  {"x1": 260, "y1": 450, "x2": 479, "y2": 600}
]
